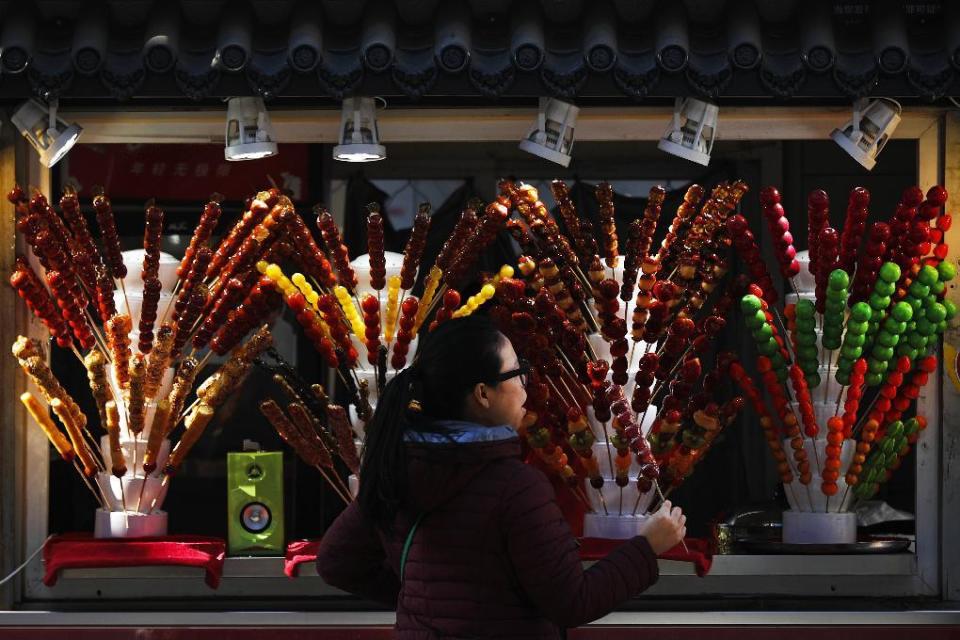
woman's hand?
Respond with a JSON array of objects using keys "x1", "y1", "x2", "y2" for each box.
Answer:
[{"x1": 637, "y1": 500, "x2": 686, "y2": 554}]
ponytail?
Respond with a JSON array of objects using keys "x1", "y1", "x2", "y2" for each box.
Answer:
[
  {"x1": 357, "y1": 366, "x2": 418, "y2": 531},
  {"x1": 357, "y1": 315, "x2": 505, "y2": 530}
]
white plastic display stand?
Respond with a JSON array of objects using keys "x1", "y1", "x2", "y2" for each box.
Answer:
[
  {"x1": 348, "y1": 474, "x2": 360, "y2": 499},
  {"x1": 92, "y1": 249, "x2": 181, "y2": 536},
  {"x1": 580, "y1": 351, "x2": 660, "y2": 537},
  {"x1": 583, "y1": 511, "x2": 650, "y2": 539},
  {"x1": 94, "y1": 508, "x2": 168, "y2": 538},
  {"x1": 782, "y1": 510, "x2": 857, "y2": 544}
]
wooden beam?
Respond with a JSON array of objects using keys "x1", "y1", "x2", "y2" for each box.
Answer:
[{"x1": 61, "y1": 107, "x2": 945, "y2": 145}]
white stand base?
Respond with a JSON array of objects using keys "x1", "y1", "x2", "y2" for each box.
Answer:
[
  {"x1": 94, "y1": 508, "x2": 168, "y2": 538},
  {"x1": 348, "y1": 474, "x2": 359, "y2": 499},
  {"x1": 782, "y1": 509, "x2": 857, "y2": 544},
  {"x1": 583, "y1": 512, "x2": 650, "y2": 540},
  {"x1": 97, "y1": 473, "x2": 170, "y2": 513}
]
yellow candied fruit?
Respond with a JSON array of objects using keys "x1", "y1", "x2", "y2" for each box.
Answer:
[
  {"x1": 265, "y1": 264, "x2": 283, "y2": 281},
  {"x1": 291, "y1": 273, "x2": 307, "y2": 287},
  {"x1": 256, "y1": 260, "x2": 269, "y2": 274},
  {"x1": 499, "y1": 265, "x2": 515, "y2": 280}
]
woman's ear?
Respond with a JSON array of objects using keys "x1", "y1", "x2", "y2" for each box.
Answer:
[{"x1": 472, "y1": 382, "x2": 491, "y2": 409}]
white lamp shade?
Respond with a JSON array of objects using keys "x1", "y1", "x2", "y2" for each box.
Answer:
[
  {"x1": 224, "y1": 97, "x2": 278, "y2": 161},
  {"x1": 657, "y1": 97, "x2": 718, "y2": 166},
  {"x1": 518, "y1": 97, "x2": 578, "y2": 167},
  {"x1": 11, "y1": 99, "x2": 82, "y2": 168},
  {"x1": 830, "y1": 98, "x2": 901, "y2": 171},
  {"x1": 333, "y1": 96, "x2": 386, "y2": 162}
]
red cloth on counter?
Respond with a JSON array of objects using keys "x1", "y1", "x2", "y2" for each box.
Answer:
[
  {"x1": 285, "y1": 539, "x2": 321, "y2": 577},
  {"x1": 579, "y1": 537, "x2": 713, "y2": 577},
  {"x1": 43, "y1": 533, "x2": 226, "y2": 588},
  {"x1": 285, "y1": 537, "x2": 711, "y2": 579}
]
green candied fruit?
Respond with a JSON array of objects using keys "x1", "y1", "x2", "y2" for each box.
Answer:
[
  {"x1": 801, "y1": 361, "x2": 820, "y2": 375},
  {"x1": 932, "y1": 280, "x2": 946, "y2": 296},
  {"x1": 867, "y1": 359, "x2": 888, "y2": 374},
  {"x1": 823, "y1": 336, "x2": 842, "y2": 350},
  {"x1": 796, "y1": 299, "x2": 817, "y2": 317},
  {"x1": 869, "y1": 293, "x2": 891, "y2": 310},
  {"x1": 753, "y1": 324, "x2": 774, "y2": 342},
  {"x1": 918, "y1": 264, "x2": 940, "y2": 287},
  {"x1": 926, "y1": 302, "x2": 947, "y2": 324},
  {"x1": 740, "y1": 294, "x2": 764, "y2": 314},
  {"x1": 904, "y1": 417, "x2": 921, "y2": 435},
  {"x1": 850, "y1": 302, "x2": 872, "y2": 323},
  {"x1": 806, "y1": 372, "x2": 822, "y2": 388},
  {"x1": 877, "y1": 331, "x2": 899, "y2": 348},
  {"x1": 745, "y1": 310, "x2": 766, "y2": 330},
  {"x1": 908, "y1": 297, "x2": 924, "y2": 314},
  {"x1": 944, "y1": 299, "x2": 957, "y2": 320},
  {"x1": 821, "y1": 325, "x2": 843, "y2": 342},
  {"x1": 828, "y1": 269, "x2": 850, "y2": 290},
  {"x1": 846, "y1": 332, "x2": 866, "y2": 347},
  {"x1": 758, "y1": 338, "x2": 779, "y2": 356},
  {"x1": 881, "y1": 438, "x2": 896, "y2": 454},
  {"x1": 841, "y1": 344, "x2": 862, "y2": 360},
  {"x1": 891, "y1": 301, "x2": 914, "y2": 323},
  {"x1": 883, "y1": 319, "x2": 907, "y2": 335},
  {"x1": 909, "y1": 281, "x2": 931, "y2": 299},
  {"x1": 871, "y1": 345, "x2": 895, "y2": 361},
  {"x1": 835, "y1": 370, "x2": 851, "y2": 385},
  {"x1": 798, "y1": 345, "x2": 819, "y2": 361},
  {"x1": 874, "y1": 280, "x2": 896, "y2": 297},
  {"x1": 774, "y1": 366, "x2": 788, "y2": 383},
  {"x1": 797, "y1": 331, "x2": 818, "y2": 346},
  {"x1": 836, "y1": 358, "x2": 854, "y2": 373},
  {"x1": 878, "y1": 262, "x2": 902, "y2": 284},
  {"x1": 796, "y1": 317, "x2": 817, "y2": 332},
  {"x1": 916, "y1": 317, "x2": 936, "y2": 335},
  {"x1": 908, "y1": 332, "x2": 928, "y2": 349},
  {"x1": 825, "y1": 297, "x2": 846, "y2": 312},
  {"x1": 887, "y1": 421, "x2": 905, "y2": 438},
  {"x1": 897, "y1": 345, "x2": 919, "y2": 361},
  {"x1": 937, "y1": 260, "x2": 957, "y2": 283},
  {"x1": 938, "y1": 319, "x2": 948, "y2": 334}
]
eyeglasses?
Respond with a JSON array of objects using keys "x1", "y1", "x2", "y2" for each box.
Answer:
[{"x1": 495, "y1": 358, "x2": 530, "y2": 388}]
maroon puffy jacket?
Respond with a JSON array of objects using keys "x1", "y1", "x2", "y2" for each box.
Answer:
[{"x1": 316, "y1": 421, "x2": 659, "y2": 638}]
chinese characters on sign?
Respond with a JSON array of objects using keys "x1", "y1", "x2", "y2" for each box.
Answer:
[{"x1": 65, "y1": 144, "x2": 310, "y2": 202}]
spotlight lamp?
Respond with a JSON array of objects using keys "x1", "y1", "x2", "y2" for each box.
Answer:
[
  {"x1": 224, "y1": 97, "x2": 278, "y2": 161},
  {"x1": 830, "y1": 97, "x2": 901, "y2": 171},
  {"x1": 333, "y1": 96, "x2": 386, "y2": 162},
  {"x1": 657, "y1": 97, "x2": 718, "y2": 167},
  {"x1": 518, "y1": 97, "x2": 579, "y2": 167},
  {"x1": 11, "y1": 98, "x2": 82, "y2": 168}
]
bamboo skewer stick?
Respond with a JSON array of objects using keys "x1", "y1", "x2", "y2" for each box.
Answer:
[
  {"x1": 315, "y1": 465, "x2": 352, "y2": 505},
  {"x1": 74, "y1": 461, "x2": 108, "y2": 510},
  {"x1": 118, "y1": 278, "x2": 132, "y2": 321}
]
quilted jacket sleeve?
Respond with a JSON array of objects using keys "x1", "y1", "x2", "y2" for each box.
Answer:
[
  {"x1": 316, "y1": 501, "x2": 400, "y2": 606},
  {"x1": 500, "y1": 463, "x2": 659, "y2": 628}
]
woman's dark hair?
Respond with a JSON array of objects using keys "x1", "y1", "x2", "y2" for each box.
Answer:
[{"x1": 357, "y1": 315, "x2": 506, "y2": 530}]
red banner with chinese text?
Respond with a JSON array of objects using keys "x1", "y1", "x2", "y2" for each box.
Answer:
[{"x1": 63, "y1": 143, "x2": 311, "y2": 203}]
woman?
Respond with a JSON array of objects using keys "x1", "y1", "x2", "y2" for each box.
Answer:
[{"x1": 317, "y1": 315, "x2": 685, "y2": 638}]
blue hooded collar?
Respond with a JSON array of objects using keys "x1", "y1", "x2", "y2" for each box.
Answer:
[{"x1": 403, "y1": 419, "x2": 518, "y2": 445}]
